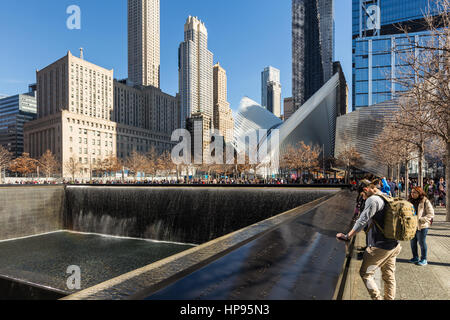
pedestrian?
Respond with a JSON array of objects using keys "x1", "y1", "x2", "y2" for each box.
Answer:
[
  {"x1": 381, "y1": 177, "x2": 391, "y2": 196},
  {"x1": 408, "y1": 186, "x2": 435, "y2": 266},
  {"x1": 437, "y1": 178, "x2": 446, "y2": 207},
  {"x1": 387, "y1": 178, "x2": 396, "y2": 197},
  {"x1": 336, "y1": 179, "x2": 402, "y2": 300},
  {"x1": 425, "y1": 179, "x2": 437, "y2": 207},
  {"x1": 352, "y1": 190, "x2": 366, "y2": 224}
]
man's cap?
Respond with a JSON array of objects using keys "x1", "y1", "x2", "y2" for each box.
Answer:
[{"x1": 358, "y1": 179, "x2": 372, "y2": 193}]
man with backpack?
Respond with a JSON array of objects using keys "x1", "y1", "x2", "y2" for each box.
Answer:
[{"x1": 337, "y1": 179, "x2": 405, "y2": 300}]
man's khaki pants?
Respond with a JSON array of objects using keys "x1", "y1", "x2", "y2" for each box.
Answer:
[{"x1": 359, "y1": 244, "x2": 402, "y2": 300}]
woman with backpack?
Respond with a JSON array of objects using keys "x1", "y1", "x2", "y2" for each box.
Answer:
[{"x1": 409, "y1": 186, "x2": 435, "y2": 267}]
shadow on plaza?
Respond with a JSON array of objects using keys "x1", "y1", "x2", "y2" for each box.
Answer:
[
  {"x1": 396, "y1": 258, "x2": 450, "y2": 268},
  {"x1": 427, "y1": 233, "x2": 450, "y2": 238}
]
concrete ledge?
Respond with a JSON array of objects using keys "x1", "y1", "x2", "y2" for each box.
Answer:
[{"x1": 62, "y1": 190, "x2": 344, "y2": 300}]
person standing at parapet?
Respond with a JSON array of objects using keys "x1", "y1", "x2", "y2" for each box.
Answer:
[
  {"x1": 408, "y1": 187, "x2": 435, "y2": 267},
  {"x1": 437, "y1": 178, "x2": 446, "y2": 207},
  {"x1": 336, "y1": 179, "x2": 402, "y2": 300}
]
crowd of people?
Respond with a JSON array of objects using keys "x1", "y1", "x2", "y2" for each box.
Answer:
[
  {"x1": 337, "y1": 176, "x2": 445, "y2": 301},
  {"x1": 5, "y1": 176, "x2": 348, "y2": 186},
  {"x1": 349, "y1": 176, "x2": 447, "y2": 207}
]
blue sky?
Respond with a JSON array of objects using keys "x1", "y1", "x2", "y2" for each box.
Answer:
[{"x1": 0, "y1": 0, "x2": 352, "y2": 111}]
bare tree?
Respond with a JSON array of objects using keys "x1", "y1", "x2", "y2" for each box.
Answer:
[
  {"x1": 98, "y1": 155, "x2": 122, "y2": 180},
  {"x1": 281, "y1": 145, "x2": 297, "y2": 178},
  {"x1": 391, "y1": 100, "x2": 431, "y2": 187},
  {"x1": 236, "y1": 153, "x2": 252, "y2": 180},
  {"x1": 299, "y1": 142, "x2": 322, "y2": 180},
  {"x1": 373, "y1": 125, "x2": 417, "y2": 198},
  {"x1": 65, "y1": 157, "x2": 82, "y2": 182},
  {"x1": 281, "y1": 142, "x2": 321, "y2": 183},
  {"x1": 392, "y1": 0, "x2": 450, "y2": 220},
  {"x1": 145, "y1": 147, "x2": 158, "y2": 181},
  {"x1": 38, "y1": 150, "x2": 60, "y2": 179},
  {"x1": 157, "y1": 150, "x2": 176, "y2": 181},
  {"x1": 0, "y1": 146, "x2": 12, "y2": 184},
  {"x1": 126, "y1": 151, "x2": 148, "y2": 179},
  {"x1": 335, "y1": 145, "x2": 365, "y2": 184},
  {"x1": 9, "y1": 153, "x2": 37, "y2": 177}
]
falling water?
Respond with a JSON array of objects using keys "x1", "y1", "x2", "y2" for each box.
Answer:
[{"x1": 64, "y1": 186, "x2": 338, "y2": 244}]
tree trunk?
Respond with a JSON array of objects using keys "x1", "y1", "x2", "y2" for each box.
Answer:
[
  {"x1": 346, "y1": 166, "x2": 350, "y2": 185},
  {"x1": 405, "y1": 161, "x2": 410, "y2": 200},
  {"x1": 418, "y1": 140, "x2": 424, "y2": 189},
  {"x1": 446, "y1": 142, "x2": 450, "y2": 222}
]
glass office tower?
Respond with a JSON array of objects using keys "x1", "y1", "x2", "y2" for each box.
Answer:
[
  {"x1": 292, "y1": 0, "x2": 334, "y2": 110},
  {"x1": 352, "y1": 0, "x2": 440, "y2": 111},
  {"x1": 0, "y1": 86, "x2": 37, "y2": 158}
]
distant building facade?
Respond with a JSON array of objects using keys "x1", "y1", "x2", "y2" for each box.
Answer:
[
  {"x1": 292, "y1": 0, "x2": 334, "y2": 110},
  {"x1": 335, "y1": 99, "x2": 399, "y2": 176},
  {"x1": 0, "y1": 86, "x2": 37, "y2": 158},
  {"x1": 179, "y1": 16, "x2": 214, "y2": 130},
  {"x1": 24, "y1": 52, "x2": 177, "y2": 179},
  {"x1": 213, "y1": 63, "x2": 234, "y2": 145},
  {"x1": 113, "y1": 80, "x2": 179, "y2": 158},
  {"x1": 352, "y1": 0, "x2": 440, "y2": 111},
  {"x1": 333, "y1": 62, "x2": 348, "y2": 116},
  {"x1": 128, "y1": 0, "x2": 160, "y2": 88},
  {"x1": 283, "y1": 97, "x2": 295, "y2": 122},
  {"x1": 261, "y1": 66, "x2": 282, "y2": 118},
  {"x1": 24, "y1": 52, "x2": 117, "y2": 178},
  {"x1": 235, "y1": 73, "x2": 346, "y2": 166},
  {"x1": 186, "y1": 112, "x2": 212, "y2": 164}
]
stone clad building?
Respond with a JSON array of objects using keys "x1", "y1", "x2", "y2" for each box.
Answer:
[
  {"x1": 128, "y1": 0, "x2": 160, "y2": 88},
  {"x1": 24, "y1": 52, "x2": 179, "y2": 179},
  {"x1": 178, "y1": 16, "x2": 214, "y2": 129},
  {"x1": 213, "y1": 63, "x2": 234, "y2": 145}
]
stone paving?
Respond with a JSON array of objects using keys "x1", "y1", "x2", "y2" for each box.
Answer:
[{"x1": 342, "y1": 207, "x2": 450, "y2": 300}]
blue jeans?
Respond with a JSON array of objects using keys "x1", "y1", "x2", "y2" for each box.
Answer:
[{"x1": 410, "y1": 229, "x2": 429, "y2": 260}]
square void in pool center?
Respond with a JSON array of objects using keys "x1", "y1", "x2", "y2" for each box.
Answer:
[{"x1": 0, "y1": 231, "x2": 195, "y2": 294}]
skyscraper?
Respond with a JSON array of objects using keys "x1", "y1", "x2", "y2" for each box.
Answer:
[
  {"x1": 261, "y1": 66, "x2": 282, "y2": 118},
  {"x1": 179, "y1": 16, "x2": 214, "y2": 129},
  {"x1": 213, "y1": 63, "x2": 234, "y2": 144},
  {"x1": 128, "y1": 0, "x2": 160, "y2": 88},
  {"x1": 292, "y1": 0, "x2": 334, "y2": 110},
  {"x1": 0, "y1": 86, "x2": 37, "y2": 158},
  {"x1": 352, "y1": 0, "x2": 440, "y2": 111},
  {"x1": 283, "y1": 97, "x2": 295, "y2": 121}
]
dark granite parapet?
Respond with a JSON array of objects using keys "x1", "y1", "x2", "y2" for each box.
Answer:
[
  {"x1": 0, "y1": 275, "x2": 66, "y2": 301},
  {"x1": 143, "y1": 190, "x2": 356, "y2": 300},
  {"x1": 63, "y1": 190, "x2": 354, "y2": 300}
]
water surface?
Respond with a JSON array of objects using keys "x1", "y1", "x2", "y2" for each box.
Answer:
[{"x1": 0, "y1": 231, "x2": 195, "y2": 294}]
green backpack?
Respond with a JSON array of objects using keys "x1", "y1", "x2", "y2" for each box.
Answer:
[{"x1": 372, "y1": 194, "x2": 418, "y2": 241}]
